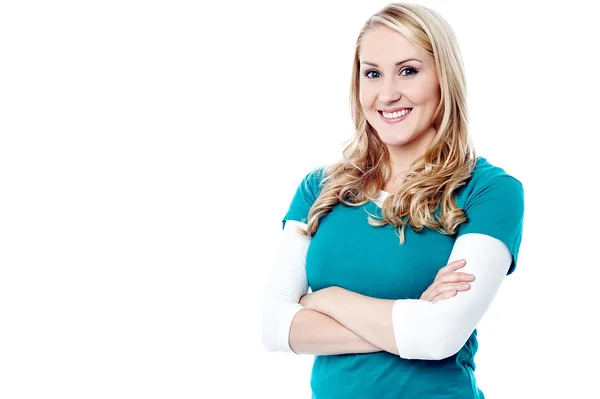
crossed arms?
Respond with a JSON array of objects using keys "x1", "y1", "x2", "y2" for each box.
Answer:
[{"x1": 261, "y1": 220, "x2": 512, "y2": 360}]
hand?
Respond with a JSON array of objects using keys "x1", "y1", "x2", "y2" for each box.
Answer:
[
  {"x1": 420, "y1": 259, "x2": 475, "y2": 302},
  {"x1": 299, "y1": 286, "x2": 337, "y2": 312}
]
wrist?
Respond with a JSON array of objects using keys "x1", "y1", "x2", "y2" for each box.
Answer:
[{"x1": 320, "y1": 286, "x2": 343, "y2": 315}]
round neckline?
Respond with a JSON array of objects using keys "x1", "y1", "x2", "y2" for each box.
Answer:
[{"x1": 372, "y1": 190, "x2": 391, "y2": 207}]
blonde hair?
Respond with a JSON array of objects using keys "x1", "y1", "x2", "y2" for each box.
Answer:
[{"x1": 298, "y1": 2, "x2": 476, "y2": 244}]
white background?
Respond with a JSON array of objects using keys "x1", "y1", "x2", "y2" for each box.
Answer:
[{"x1": 1, "y1": 0, "x2": 598, "y2": 398}]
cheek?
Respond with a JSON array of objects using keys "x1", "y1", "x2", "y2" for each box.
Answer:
[
  {"x1": 424, "y1": 83, "x2": 441, "y2": 106},
  {"x1": 359, "y1": 85, "x2": 375, "y2": 107},
  {"x1": 358, "y1": 90, "x2": 367, "y2": 108},
  {"x1": 404, "y1": 79, "x2": 440, "y2": 106}
]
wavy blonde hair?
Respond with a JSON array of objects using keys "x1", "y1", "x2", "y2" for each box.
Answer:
[{"x1": 298, "y1": 2, "x2": 477, "y2": 244}]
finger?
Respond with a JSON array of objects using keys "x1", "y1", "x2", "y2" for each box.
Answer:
[
  {"x1": 432, "y1": 289, "x2": 458, "y2": 302},
  {"x1": 421, "y1": 292, "x2": 435, "y2": 302},
  {"x1": 435, "y1": 259, "x2": 467, "y2": 277},
  {"x1": 429, "y1": 281, "x2": 471, "y2": 297},
  {"x1": 421, "y1": 282, "x2": 442, "y2": 299},
  {"x1": 432, "y1": 282, "x2": 472, "y2": 301},
  {"x1": 422, "y1": 265, "x2": 472, "y2": 301},
  {"x1": 455, "y1": 282, "x2": 471, "y2": 292},
  {"x1": 433, "y1": 282, "x2": 472, "y2": 301},
  {"x1": 436, "y1": 272, "x2": 475, "y2": 284},
  {"x1": 422, "y1": 275, "x2": 468, "y2": 299}
]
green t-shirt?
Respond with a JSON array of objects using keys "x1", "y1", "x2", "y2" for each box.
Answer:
[{"x1": 282, "y1": 156, "x2": 525, "y2": 399}]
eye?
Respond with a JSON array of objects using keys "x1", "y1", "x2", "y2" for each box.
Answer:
[
  {"x1": 364, "y1": 70, "x2": 381, "y2": 79},
  {"x1": 363, "y1": 67, "x2": 418, "y2": 79},
  {"x1": 400, "y1": 67, "x2": 418, "y2": 76}
]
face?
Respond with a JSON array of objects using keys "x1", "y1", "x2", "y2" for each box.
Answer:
[{"x1": 359, "y1": 24, "x2": 441, "y2": 155}]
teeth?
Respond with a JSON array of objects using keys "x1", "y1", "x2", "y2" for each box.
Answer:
[{"x1": 382, "y1": 109, "x2": 411, "y2": 119}]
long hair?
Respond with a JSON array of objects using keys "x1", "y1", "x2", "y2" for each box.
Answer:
[{"x1": 298, "y1": 2, "x2": 476, "y2": 244}]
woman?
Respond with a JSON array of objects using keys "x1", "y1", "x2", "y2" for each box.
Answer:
[{"x1": 261, "y1": 3, "x2": 524, "y2": 398}]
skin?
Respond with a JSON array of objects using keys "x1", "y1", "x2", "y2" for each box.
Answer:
[
  {"x1": 299, "y1": 261, "x2": 473, "y2": 355},
  {"x1": 291, "y1": 24, "x2": 472, "y2": 355},
  {"x1": 358, "y1": 24, "x2": 441, "y2": 192}
]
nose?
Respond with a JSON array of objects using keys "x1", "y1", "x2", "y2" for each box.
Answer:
[{"x1": 378, "y1": 77, "x2": 401, "y2": 104}]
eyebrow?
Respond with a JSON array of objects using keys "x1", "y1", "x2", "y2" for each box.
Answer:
[{"x1": 360, "y1": 58, "x2": 422, "y2": 67}]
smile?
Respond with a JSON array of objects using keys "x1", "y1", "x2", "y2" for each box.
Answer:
[{"x1": 378, "y1": 109, "x2": 412, "y2": 124}]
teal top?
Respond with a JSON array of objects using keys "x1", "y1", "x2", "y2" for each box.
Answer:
[{"x1": 282, "y1": 157, "x2": 525, "y2": 399}]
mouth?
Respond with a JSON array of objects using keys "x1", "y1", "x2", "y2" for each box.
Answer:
[{"x1": 378, "y1": 108, "x2": 412, "y2": 124}]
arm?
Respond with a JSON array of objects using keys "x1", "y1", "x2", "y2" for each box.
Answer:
[
  {"x1": 288, "y1": 308, "x2": 383, "y2": 355},
  {"x1": 314, "y1": 173, "x2": 524, "y2": 359},
  {"x1": 261, "y1": 220, "x2": 383, "y2": 355},
  {"x1": 315, "y1": 233, "x2": 512, "y2": 359}
]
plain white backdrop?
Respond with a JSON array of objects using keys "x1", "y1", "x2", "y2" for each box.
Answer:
[{"x1": 0, "y1": 0, "x2": 598, "y2": 398}]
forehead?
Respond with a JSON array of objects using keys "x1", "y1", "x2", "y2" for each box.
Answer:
[{"x1": 359, "y1": 25, "x2": 426, "y2": 64}]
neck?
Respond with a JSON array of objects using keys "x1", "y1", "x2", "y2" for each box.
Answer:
[{"x1": 384, "y1": 126, "x2": 436, "y2": 191}]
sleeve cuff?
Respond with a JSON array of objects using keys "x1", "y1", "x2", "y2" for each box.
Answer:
[
  {"x1": 283, "y1": 303, "x2": 305, "y2": 354},
  {"x1": 262, "y1": 296, "x2": 305, "y2": 354}
]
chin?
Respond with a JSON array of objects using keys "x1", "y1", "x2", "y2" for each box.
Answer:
[
  {"x1": 383, "y1": 138, "x2": 415, "y2": 147},
  {"x1": 376, "y1": 129, "x2": 416, "y2": 144}
]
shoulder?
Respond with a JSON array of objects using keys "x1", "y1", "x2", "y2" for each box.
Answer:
[
  {"x1": 299, "y1": 164, "x2": 329, "y2": 196},
  {"x1": 454, "y1": 157, "x2": 525, "y2": 275},
  {"x1": 282, "y1": 164, "x2": 330, "y2": 228},
  {"x1": 470, "y1": 156, "x2": 522, "y2": 186},
  {"x1": 458, "y1": 156, "x2": 524, "y2": 207}
]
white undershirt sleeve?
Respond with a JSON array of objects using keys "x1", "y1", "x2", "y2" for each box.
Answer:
[
  {"x1": 261, "y1": 220, "x2": 311, "y2": 353},
  {"x1": 261, "y1": 220, "x2": 513, "y2": 360},
  {"x1": 391, "y1": 233, "x2": 512, "y2": 360}
]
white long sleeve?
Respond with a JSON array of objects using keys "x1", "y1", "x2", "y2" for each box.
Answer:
[
  {"x1": 391, "y1": 233, "x2": 511, "y2": 360},
  {"x1": 261, "y1": 220, "x2": 311, "y2": 353},
  {"x1": 261, "y1": 221, "x2": 512, "y2": 359}
]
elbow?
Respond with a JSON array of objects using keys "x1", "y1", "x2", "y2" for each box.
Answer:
[
  {"x1": 393, "y1": 300, "x2": 472, "y2": 360},
  {"x1": 398, "y1": 333, "x2": 466, "y2": 360},
  {"x1": 261, "y1": 330, "x2": 279, "y2": 353},
  {"x1": 422, "y1": 320, "x2": 474, "y2": 360},
  {"x1": 422, "y1": 333, "x2": 467, "y2": 360},
  {"x1": 261, "y1": 309, "x2": 286, "y2": 353},
  {"x1": 427, "y1": 319, "x2": 475, "y2": 360},
  {"x1": 261, "y1": 299, "x2": 281, "y2": 352},
  {"x1": 260, "y1": 314, "x2": 275, "y2": 352},
  {"x1": 261, "y1": 296, "x2": 303, "y2": 353}
]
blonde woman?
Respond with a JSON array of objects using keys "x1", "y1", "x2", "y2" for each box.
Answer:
[{"x1": 261, "y1": 3, "x2": 524, "y2": 398}]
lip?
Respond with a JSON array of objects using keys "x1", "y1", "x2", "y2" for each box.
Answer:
[
  {"x1": 378, "y1": 108, "x2": 412, "y2": 124},
  {"x1": 379, "y1": 107, "x2": 412, "y2": 113}
]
